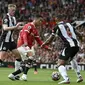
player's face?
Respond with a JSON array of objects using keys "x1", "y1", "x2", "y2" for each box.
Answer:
[
  {"x1": 36, "y1": 18, "x2": 43, "y2": 26},
  {"x1": 9, "y1": 8, "x2": 16, "y2": 16}
]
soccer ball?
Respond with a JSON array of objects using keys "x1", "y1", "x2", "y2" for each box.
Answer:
[{"x1": 51, "y1": 71, "x2": 60, "y2": 81}]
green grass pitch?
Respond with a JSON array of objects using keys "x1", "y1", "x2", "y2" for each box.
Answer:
[{"x1": 0, "y1": 68, "x2": 85, "y2": 85}]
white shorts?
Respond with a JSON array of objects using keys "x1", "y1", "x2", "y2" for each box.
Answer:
[{"x1": 17, "y1": 46, "x2": 35, "y2": 61}]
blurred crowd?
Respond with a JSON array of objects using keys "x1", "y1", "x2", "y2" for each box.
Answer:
[
  {"x1": 0, "y1": 0, "x2": 85, "y2": 27},
  {"x1": 0, "y1": 0, "x2": 85, "y2": 64}
]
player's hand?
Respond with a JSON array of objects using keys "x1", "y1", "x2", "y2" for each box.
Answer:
[
  {"x1": 47, "y1": 47, "x2": 52, "y2": 51},
  {"x1": 40, "y1": 43, "x2": 45, "y2": 48},
  {"x1": 16, "y1": 22, "x2": 24, "y2": 28}
]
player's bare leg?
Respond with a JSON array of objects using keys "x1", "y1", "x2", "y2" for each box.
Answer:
[
  {"x1": 12, "y1": 49, "x2": 21, "y2": 80},
  {"x1": 0, "y1": 51, "x2": 8, "y2": 61}
]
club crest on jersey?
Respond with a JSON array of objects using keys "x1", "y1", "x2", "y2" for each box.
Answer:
[
  {"x1": 4, "y1": 19, "x2": 8, "y2": 23},
  {"x1": 3, "y1": 47, "x2": 6, "y2": 50},
  {"x1": 28, "y1": 26, "x2": 31, "y2": 30}
]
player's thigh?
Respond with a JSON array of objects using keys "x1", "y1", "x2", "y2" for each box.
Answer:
[
  {"x1": 57, "y1": 59, "x2": 66, "y2": 66},
  {"x1": 12, "y1": 49, "x2": 21, "y2": 59},
  {"x1": 0, "y1": 51, "x2": 8, "y2": 60},
  {"x1": 27, "y1": 51, "x2": 34, "y2": 56},
  {"x1": 27, "y1": 46, "x2": 35, "y2": 56},
  {"x1": 69, "y1": 47, "x2": 79, "y2": 60}
]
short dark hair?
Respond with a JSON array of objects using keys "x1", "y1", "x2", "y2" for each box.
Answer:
[
  {"x1": 56, "y1": 15, "x2": 64, "y2": 20},
  {"x1": 35, "y1": 14, "x2": 43, "y2": 18}
]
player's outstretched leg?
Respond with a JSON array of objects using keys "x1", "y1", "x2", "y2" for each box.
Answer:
[
  {"x1": 8, "y1": 66, "x2": 23, "y2": 81},
  {"x1": 70, "y1": 59, "x2": 83, "y2": 83},
  {"x1": 58, "y1": 65, "x2": 70, "y2": 84},
  {"x1": 32, "y1": 60, "x2": 38, "y2": 74},
  {"x1": 14, "y1": 59, "x2": 21, "y2": 80},
  {"x1": 20, "y1": 60, "x2": 31, "y2": 81}
]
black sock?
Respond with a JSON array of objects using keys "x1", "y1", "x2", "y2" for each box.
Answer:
[
  {"x1": 12, "y1": 69, "x2": 22, "y2": 76},
  {"x1": 24, "y1": 67, "x2": 30, "y2": 75},
  {"x1": 0, "y1": 59, "x2": 3, "y2": 63},
  {"x1": 33, "y1": 60, "x2": 37, "y2": 71},
  {"x1": 34, "y1": 65, "x2": 37, "y2": 71}
]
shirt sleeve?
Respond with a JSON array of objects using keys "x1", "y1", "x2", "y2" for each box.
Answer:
[
  {"x1": 22, "y1": 25, "x2": 30, "y2": 45},
  {"x1": 35, "y1": 32, "x2": 49, "y2": 49},
  {"x1": 3, "y1": 15, "x2": 9, "y2": 26},
  {"x1": 35, "y1": 35, "x2": 43, "y2": 46},
  {"x1": 22, "y1": 31, "x2": 28, "y2": 45}
]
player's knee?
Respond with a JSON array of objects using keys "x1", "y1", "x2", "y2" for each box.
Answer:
[
  {"x1": 27, "y1": 51, "x2": 34, "y2": 56},
  {"x1": 0, "y1": 52, "x2": 8, "y2": 61},
  {"x1": 57, "y1": 59, "x2": 66, "y2": 66}
]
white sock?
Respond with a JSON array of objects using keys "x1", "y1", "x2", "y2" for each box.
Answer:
[
  {"x1": 70, "y1": 59, "x2": 81, "y2": 78},
  {"x1": 15, "y1": 60, "x2": 21, "y2": 71},
  {"x1": 58, "y1": 65, "x2": 69, "y2": 81}
]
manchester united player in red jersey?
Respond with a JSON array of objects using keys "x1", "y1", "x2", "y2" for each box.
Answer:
[
  {"x1": 8, "y1": 15, "x2": 51, "y2": 81},
  {"x1": 17, "y1": 16, "x2": 48, "y2": 49}
]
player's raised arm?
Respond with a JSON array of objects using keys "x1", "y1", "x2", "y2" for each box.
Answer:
[
  {"x1": 34, "y1": 33, "x2": 52, "y2": 50},
  {"x1": 41, "y1": 25, "x2": 58, "y2": 48},
  {"x1": 41, "y1": 34, "x2": 55, "y2": 48},
  {"x1": 17, "y1": 22, "x2": 24, "y2": 30}
]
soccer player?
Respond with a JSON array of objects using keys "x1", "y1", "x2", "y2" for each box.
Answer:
[
  {"x1": 0, "y1": 4, "x2": 22, "y2": 61},
  {"x1": 0, "y1": 4, "x2": 23, "y2": 79},
  {"x1": 41, "y1": 19, "x2": 83, "y2": 84},
  {"x1": 70, "y1": 58, "x2": 83, "y2": 82},
  {"x1": 8, "y1": 15, "x2": 51, "y2": 81},
  {"x1": 0, "y1": 3, "x2": 23, "y2": 69}
]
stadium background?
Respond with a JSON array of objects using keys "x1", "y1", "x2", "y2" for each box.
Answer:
[{"x1": 0, "y1": 0, "x2": 85, "y2": 68}]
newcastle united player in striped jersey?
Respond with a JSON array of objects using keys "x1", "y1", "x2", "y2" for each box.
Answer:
[
  {"x1": 41, "y1": 19, "x2": 83, "y2": 84},
  {"x1": 0, "y1": 4, "x2": 23, "y2": 79}
]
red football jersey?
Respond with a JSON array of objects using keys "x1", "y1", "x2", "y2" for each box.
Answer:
[{"x1": 17, "y1": 22, "x2": 48, "y2": 49}]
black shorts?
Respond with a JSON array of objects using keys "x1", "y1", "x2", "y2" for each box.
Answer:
[
  {"x1": 0, "y1": 41, "x2": 17, "y2": 51},
  {"x1": 59, "y1": 46, "x2": 79, "y2": 61}
]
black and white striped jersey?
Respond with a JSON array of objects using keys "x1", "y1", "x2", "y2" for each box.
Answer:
[
  {"x1": 52, "y1": 21, "x2": 79, "y2": 47},
  {"x1": 0, "y1": 13, "x2": 16, "y2": 42}
]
